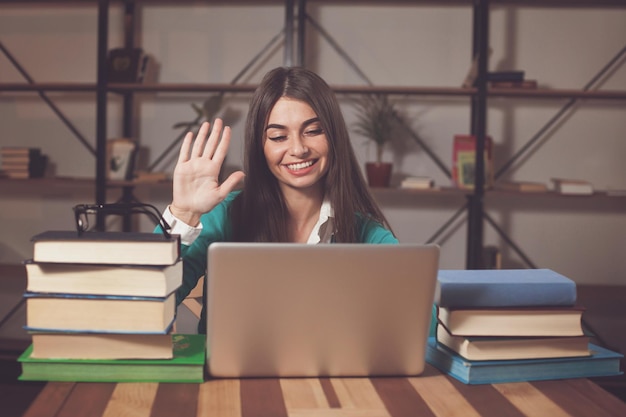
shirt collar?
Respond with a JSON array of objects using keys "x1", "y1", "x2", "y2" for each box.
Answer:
[{"x1": 306, "y1": 196, "x2": 335, "y2": 244}]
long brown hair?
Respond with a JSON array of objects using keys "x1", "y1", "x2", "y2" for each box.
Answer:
[{"x1": 230, "y1": 66, "x2": 393, "y2": 242}]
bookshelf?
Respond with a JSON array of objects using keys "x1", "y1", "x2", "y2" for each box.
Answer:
[{"x1": 1, "y1": 0, "x2": 625, "y2": 270}]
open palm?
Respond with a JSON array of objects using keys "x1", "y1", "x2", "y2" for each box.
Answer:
[{"x1": 171, "y1": 119, "x2": 245, "y2": 225}]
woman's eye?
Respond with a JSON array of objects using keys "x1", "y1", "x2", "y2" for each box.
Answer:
[
  {"x1": 268, "y1": 135, "x2": 287, "y2": 141},
  {"x1": 304, "y1": 128, "x2": 324, "y2": 136}
]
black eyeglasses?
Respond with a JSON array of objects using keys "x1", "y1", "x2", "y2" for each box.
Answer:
[{"x1": 73, "y1": 203, "x2": 172, "y2": 238}]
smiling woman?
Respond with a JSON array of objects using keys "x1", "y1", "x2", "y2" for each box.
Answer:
[
  {"x1": 160, "y1": 66, "x2": 399, "y2": 333},
  {"x1": 263, "y1": 97, "x2": 330, "y2": 198}
]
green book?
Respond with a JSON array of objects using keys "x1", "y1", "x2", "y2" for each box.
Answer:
[{"x1": 18, "y1": 334, "x2": 205, "y2": 383}]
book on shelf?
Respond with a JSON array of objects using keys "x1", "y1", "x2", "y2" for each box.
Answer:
[
  {"x1": 486, "y1": 70, "x2": 525, "y2": 82},
  {"x1": 436, "y1": 324, "x2": 590, "y2": 361},
  {"x1": 434, "y1": 269, "x2": 577, "y2": 309},
  {"x1": 551, "y1": 178, "x2": 594, "y2": 195},
  {"x1": 31, "y1": 230, "x2": 180, "y2": 266},
  {"x1": 399, "y1": 176, "x2": 435, "y2": 190},
  {"x1": 19, "y1": 334, "x2": 205, "y2": 383},
  {"x1": 489, "y1": 80, "x2": 538, "y2": 89},
  {"x1": 1, "y1": 146, "x2": 40, "y2": 157},
  {"x1": 2, "y1": 155, "x2": 35, "y2": 165},
  {"x1": 0, "y1": 147, "x2": 47, "y2": 179},
  {"x1": 495, "y1": 181, "x2": 548, "y2": 193},
  {"x1": 437, "y1": 305, "x2": 585, "y2": 337},
  {"x1": 452, "y1": 134, "x2": 494, "y2": 189},
  {"x1": 426, "y1": 337, "x2": 623, "y2": 385},
  {"x1": 24, "y1": 292, "x2": 176, "y2": 334},
  {"x1": 25, "y1": 259, "x2": 182, "y2": 297},
  {"x1": 2, "y1": 170, "x2": 31, "y2": 180},
  {"x1": 30, "y1": 332, "x2": 174, "y2": 360}
]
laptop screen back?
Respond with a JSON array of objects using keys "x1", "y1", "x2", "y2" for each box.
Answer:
[{"x1": 206, "y1": 243, "x2": 439, "y2": 378}]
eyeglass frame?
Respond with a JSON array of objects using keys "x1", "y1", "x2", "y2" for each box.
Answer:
[{"x1": 73, "y1": 203, "x2": 172, "y2": 239}]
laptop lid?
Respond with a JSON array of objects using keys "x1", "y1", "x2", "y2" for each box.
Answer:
[{"x1": 206, "y1": 242, "x2": 439, "y2": 378}]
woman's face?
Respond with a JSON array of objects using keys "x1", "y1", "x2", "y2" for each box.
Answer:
[{"x1": 263, "y1": 97, "x2": 330, "y2": 193}]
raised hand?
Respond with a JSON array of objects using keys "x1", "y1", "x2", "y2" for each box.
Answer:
[{"x1": 170, "y1": 119, "x2": 245, "y2": 226}]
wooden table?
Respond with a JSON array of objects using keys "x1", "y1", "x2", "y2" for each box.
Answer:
[
  {"x1": 20, "y1": 366, "x2": 626, "y2": 417},
  {"x1": 5, "y1": 263, "x2": 625, "y2": 416}
]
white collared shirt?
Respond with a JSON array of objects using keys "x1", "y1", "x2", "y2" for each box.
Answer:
[
  {"x1": 163, "y1": 197, "x2": 335, "y2": 245},
  {"x1": 307, "y1": 197, "x2": 334, "y2": 244}
]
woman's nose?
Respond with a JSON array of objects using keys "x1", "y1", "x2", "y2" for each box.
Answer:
[{"x1": 289, "y1": 136, "x2": 309, "y2": 157}]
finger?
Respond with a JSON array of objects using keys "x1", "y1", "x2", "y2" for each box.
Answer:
[
  {"x1": 177, "y1": 131, "x2": 194, "y2": 164},
  {"x1": 211, "y1": 125, "x2": 231, "y2": 165},
  {"x1": 202, "y1": 118, "x2": 223, "y2": 159},
  {"x1": 217, "y1": 171, "x2": 246, "y2": 199},
  {"x1": 191, "y1": 122, "x2": 210, "y2": 157}
]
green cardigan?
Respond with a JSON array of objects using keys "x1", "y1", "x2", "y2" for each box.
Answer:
[{"x1": 169, "y1": 191, "x2": 435, "y2": 334}]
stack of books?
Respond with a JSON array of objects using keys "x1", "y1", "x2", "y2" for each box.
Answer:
[
  {"x1": 427, "y1": 268, "x2": 623, "y2": 384},
  {"x1": 18, "y1": 230, "x2": 205, "y2": 383},
  {"x1": 0, "y1": 147, "x2": 47, "y2": 179}
]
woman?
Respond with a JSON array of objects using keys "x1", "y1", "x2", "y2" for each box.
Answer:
[{"x1": 164, "y1": 67, "x2": 397, "y2": 332}]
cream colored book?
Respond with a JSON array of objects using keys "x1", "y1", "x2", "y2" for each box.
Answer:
[
  {"x1": 436, "y1": 325, "x2": 589, "y2": 361},
  {"x1": 400, "y1": 176, "x2": 435, "y2": 190},
  {"x1": 25, "y1": 293, "x2": 175, "y2": 334},
  {"x1": 437, "y1": 306, "x2": 585, "y2": 337},
  {"x1": 551, "y1": 178, "x2": 594, "y2": 195},
  {"x1": 31, "y1": 230, "x2": 180, "y2": 266},
  {"x1": 25, "y1": 259, "x2": 182, "y2": 297},
  {"x1": 31, "y1": 333, "x2": 173, "y2": 360}
]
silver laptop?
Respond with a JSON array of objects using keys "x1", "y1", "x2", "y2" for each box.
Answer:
[{"x1": 205, "y1": 243, "x2": 439, "y2": 378}]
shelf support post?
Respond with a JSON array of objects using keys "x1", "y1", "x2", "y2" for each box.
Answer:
[
  {"x1": 95, "y1": 0, "x2": 109, "y2": 230},
  {"x1": 296, "y1": 0, "x2": 307, "y2": 66},
  {"x1": 284, "y1": 0, "x2": 295, "y2": 66},
  {"x1": 466, "y1": 0, "x2": 489, "y2": 269}
]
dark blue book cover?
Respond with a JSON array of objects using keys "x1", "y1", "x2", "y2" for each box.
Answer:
[
  {"x1": 426, "y1": 337, "x2": 623, "y2": 385},
  {"x1": 23, "y1": 292, "x2": 169, "y2": 302},
  {"x1": 435, "y1": 269, "x2": 577, "y2": 308}
]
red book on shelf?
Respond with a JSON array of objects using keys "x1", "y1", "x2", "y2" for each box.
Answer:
[{"x1": 452, "y1": 135, "x2": 494, "y2": 189}]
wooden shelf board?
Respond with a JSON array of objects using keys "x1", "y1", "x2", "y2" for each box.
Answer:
[
  {"x1": 0, "y1": 83, "x2": 97, "y2": 92},
  {"x1": 3, "y1": 83, "x2": 625, "y2": 100},
  {"x1": 0, "y1": 83, "x2": 474, "y2": 96},
  {"x1": 1, "y1": 178, "x2": 625, "y2": 199},
  {"x1": 2, "y1": 0, "x2": 623, "y2": 6},
  {"x1": 488, "y1": 88, "x2": 626, "y2": 100}
]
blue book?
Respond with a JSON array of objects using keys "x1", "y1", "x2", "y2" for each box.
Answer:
[
  {"x1": 435, "y1": 269, "x2": 576, "y2": 308},
  {"x1": 426, "y1": 337, "x2": 623, "y2": 385}
]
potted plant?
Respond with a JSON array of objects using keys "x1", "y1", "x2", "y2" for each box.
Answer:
[
  {"x1": 172, "y1": 94, "x2": 224, "y2": 131},
  {"x1": 352, "y1": 93, "x2": 403, "y2": 187}
]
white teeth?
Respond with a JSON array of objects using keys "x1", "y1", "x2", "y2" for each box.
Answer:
[{"x1": 287, "y1": 161, "x2": 314, "y2": 170}]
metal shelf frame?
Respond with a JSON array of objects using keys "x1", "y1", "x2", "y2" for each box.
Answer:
[{"x1": 2, "y1": 0, "x2": 625, "y2": 268}]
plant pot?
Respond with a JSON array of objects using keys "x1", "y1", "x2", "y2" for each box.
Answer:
[{"x1": 365, "y1": 162, "x2": 393, "y2": 188}]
